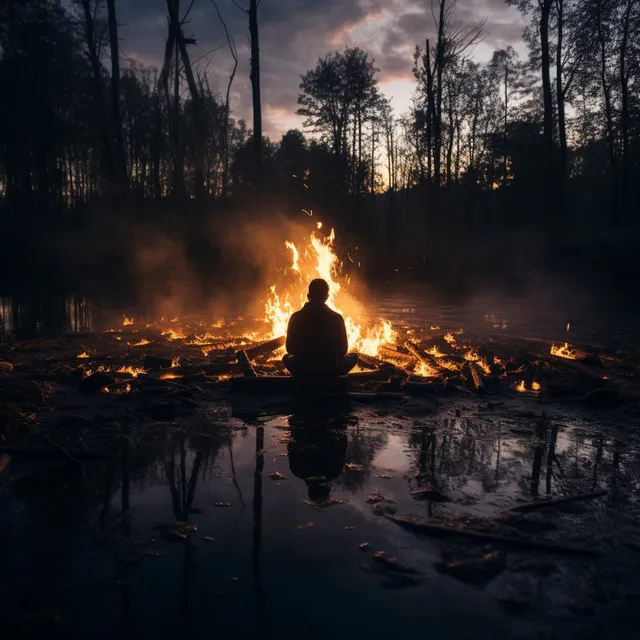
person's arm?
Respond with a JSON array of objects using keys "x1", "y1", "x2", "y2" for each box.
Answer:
[
  {"x1": 337, "y1": 315, "x2": 348, "y2": 357},
  {"x1": 286, "y1": 313, "x2": 300, "y2": 355}
]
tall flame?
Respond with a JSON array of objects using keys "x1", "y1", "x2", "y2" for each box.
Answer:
[{"x1": 264, "y1": 225, "x2": 396, "y2": 357}]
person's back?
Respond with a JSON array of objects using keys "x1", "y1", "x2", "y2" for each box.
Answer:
[{"x1": 283, "y1": 279, "x2": 358, "y2": 377}]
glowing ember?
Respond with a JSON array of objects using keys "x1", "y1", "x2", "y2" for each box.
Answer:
[
  {"x1": 162, "y1": 328, "x2": 187, "y2": 341},
  {"x1": 131, "y1": 338, "x2": 150, "y2": 347},
  {"x1": 550, "y1": 342, "x2": 577, "y2": 359},
  {"x1": 516, "y1": 380, "x2": 541, "y2": 393},
  {"x1": 160, "y1": 372, "x2": 181, "y2": 380},
  {"x1": 414, "y1": 361, "x2": 437, "y2": 377},
  {"x1": 122, "y1": 316, "x2": 134, "y2": 326},
  {"x1": 116, "y1": 366, "x2": 147, "y2": 378},
  {"x1": 171, "y1": 356, "x2": 180, "y2": 368},
  {"x1": 427, "y1": 346, "x2": 446, "y2": 358},
  {"x1": 463, "y1": 350, "x2": 491, "y2": 375},
  {"x1": 566, "y1": 322, "x2": 571, "y2": 332},
  {"x1": 443, "y1": 332, "x2": 457, "y2": 345},
  {"x1": 77, "y1": 351, "x2": 90, "y2": 359}
]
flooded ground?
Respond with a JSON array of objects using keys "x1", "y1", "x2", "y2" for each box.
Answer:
[
  {"x1": 2, "y1": 394, "x2": 640, "y2": 639},
  {"x1": 1, "y1": 289, "x2": 640, "y2": 639}
]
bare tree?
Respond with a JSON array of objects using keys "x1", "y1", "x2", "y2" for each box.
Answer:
[
  {"x1": 210, "y1": 0, "x2": 238, "y2": 200},
  {"x1": 232, "y1": 0, "x2": 263, "y2": 186},
  {"x1": 106, "y1": 0, "x2": 126, "y2": 188}
]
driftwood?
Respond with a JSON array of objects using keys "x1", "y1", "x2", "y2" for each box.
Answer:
[
  {"x1": 467, "y1": 361, "x2": 484, "y2": 391},
  {"x1": 245, "y1": 336, "x2": 285, "y2": 359},
  {"x1": 235, "y1": 350, "x2": 257, "y2": 377},
  {"x1": 505, "y1": 490, "x2": 608, "y2": 513},
  {"x1": 387, "y1": 515, "x2": 599, "y2": 556}
]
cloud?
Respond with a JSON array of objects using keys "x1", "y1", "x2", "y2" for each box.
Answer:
[{"x1": 109, "y1": 0, "x2": 524, "y2": 137}]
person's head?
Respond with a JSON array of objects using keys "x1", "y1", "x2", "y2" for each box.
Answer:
[{"x1": 307, "y1": 278, "x2": 330, "y2": 303}]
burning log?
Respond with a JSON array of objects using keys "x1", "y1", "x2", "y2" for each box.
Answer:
[
  {"x1": 356, "y1": 353, "x2": 388, "y2": 370},
  {"x1": 466, "y1": 361, "x2": 484, "y2": 392},
  {"x1": 404, "y1": 341, "x2": 444, "y2": 375},
  {"x1": 245, "y1": 336, "x2": 285, "y2": 360},
  {"x1": 235, "y1": 350, "x2": 257, "y2": 377},
  {"x1": 379, "y1": 346, "x2": 416, "y2": 369},
  {"x1": 348, "y1": 370, "x2": 391, "y2": 383}
]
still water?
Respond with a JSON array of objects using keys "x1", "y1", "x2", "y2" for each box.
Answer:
[{"x1": 2, "y1": 399, "x2": 640, "y2": 639}]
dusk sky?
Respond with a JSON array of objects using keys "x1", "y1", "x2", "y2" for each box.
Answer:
[{"x1": 113, "y1": 0, "x2": 525, "y2": 139}]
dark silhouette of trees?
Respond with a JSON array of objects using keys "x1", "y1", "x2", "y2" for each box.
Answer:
[{"x1": 1, "y1": 0, "x2": 640, "y2": 292}]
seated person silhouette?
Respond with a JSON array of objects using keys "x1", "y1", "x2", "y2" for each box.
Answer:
[
  {"x1": 283, "y1": 278, "x2": 359, "y2": 377},
  {"x1": 287, "y1": 413, "x2": 348, "y2": 503}
]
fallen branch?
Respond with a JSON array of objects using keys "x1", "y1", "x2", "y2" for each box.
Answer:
[
  {"x1": 504, "y1": 490, "x2": 608, "y2": 513},
  {"x1": 386, "y1": 515, "x2": 600, "y2": 556},
  {"x1": 467, "y1": 361, "x2": 484, "y2": 391},
  {"x1": 235, "y1": 350, "x2": 257, "y2": 377},
  {"x1": 245, "y1": 336, "x2": 285, "y2": 359}
]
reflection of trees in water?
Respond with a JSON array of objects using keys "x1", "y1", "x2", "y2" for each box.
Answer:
[
  {"x1": 407, "y1": 417, "x2": 498, "y2": 495},
  {"x1": 162, "y1": 426, "x2": 234, "y2": 521},
  {"x1": 404, "y1": 415, "x2": 639, "y2": 502},
  {"x1": 334, "y1": 419, "x2": 388, "y2": 492}
]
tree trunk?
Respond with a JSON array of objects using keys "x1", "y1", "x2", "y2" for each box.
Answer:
[
  {"x1": 555, "y1": 0, "x2": 567, "y2": 223},
  {"x1": 249, "y1": 0, "x2": 262, "y2": 187},
  {"x1": 619, "y1": 0, "x2": 635, "y2": 222},
  {"x1": 425, "y1": 40, "x2": 434, "y2": 185},
  {"x1": 596, "y1": 1, "x2": 619, "y2": 225},
  {"x1": 79, "y1": 0, "x2": 113, "y2": 182},
  {"x1": 503, "y1": 62, "x2": 509, "y2": 186},
  {"x1": 106, "y1": 0, "x2": 127, "y2": 189},
  {"x1": 540, "y1": 0, "x2": 555, "y2": 228},
  {"x1": 434, "y1": 2, "x2": 446, "y2": 187}
]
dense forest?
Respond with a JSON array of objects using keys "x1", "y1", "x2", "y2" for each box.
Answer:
[{"x1": 0, "y1": 0, "x2": 639, "y2": 297}]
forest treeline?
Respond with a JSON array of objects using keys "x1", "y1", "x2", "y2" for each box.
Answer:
[{"x1": 0, "y1": 0, "x2": 639, "y2": 292}]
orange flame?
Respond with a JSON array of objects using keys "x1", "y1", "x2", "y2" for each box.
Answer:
[
  {"x1": 264, "y1": 225, "x2": 396, "y2": 357},
  {"x1": 550, "y1": 342, "x2": 577, "y2": 359}
]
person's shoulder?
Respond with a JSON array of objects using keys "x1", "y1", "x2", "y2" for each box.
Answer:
[
  {"x1": 326, "y1": 307, "x2": 345, "y2": 321},
  {"x1": 289, "y1": 309, "x2": 303, "y2": 322}
]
